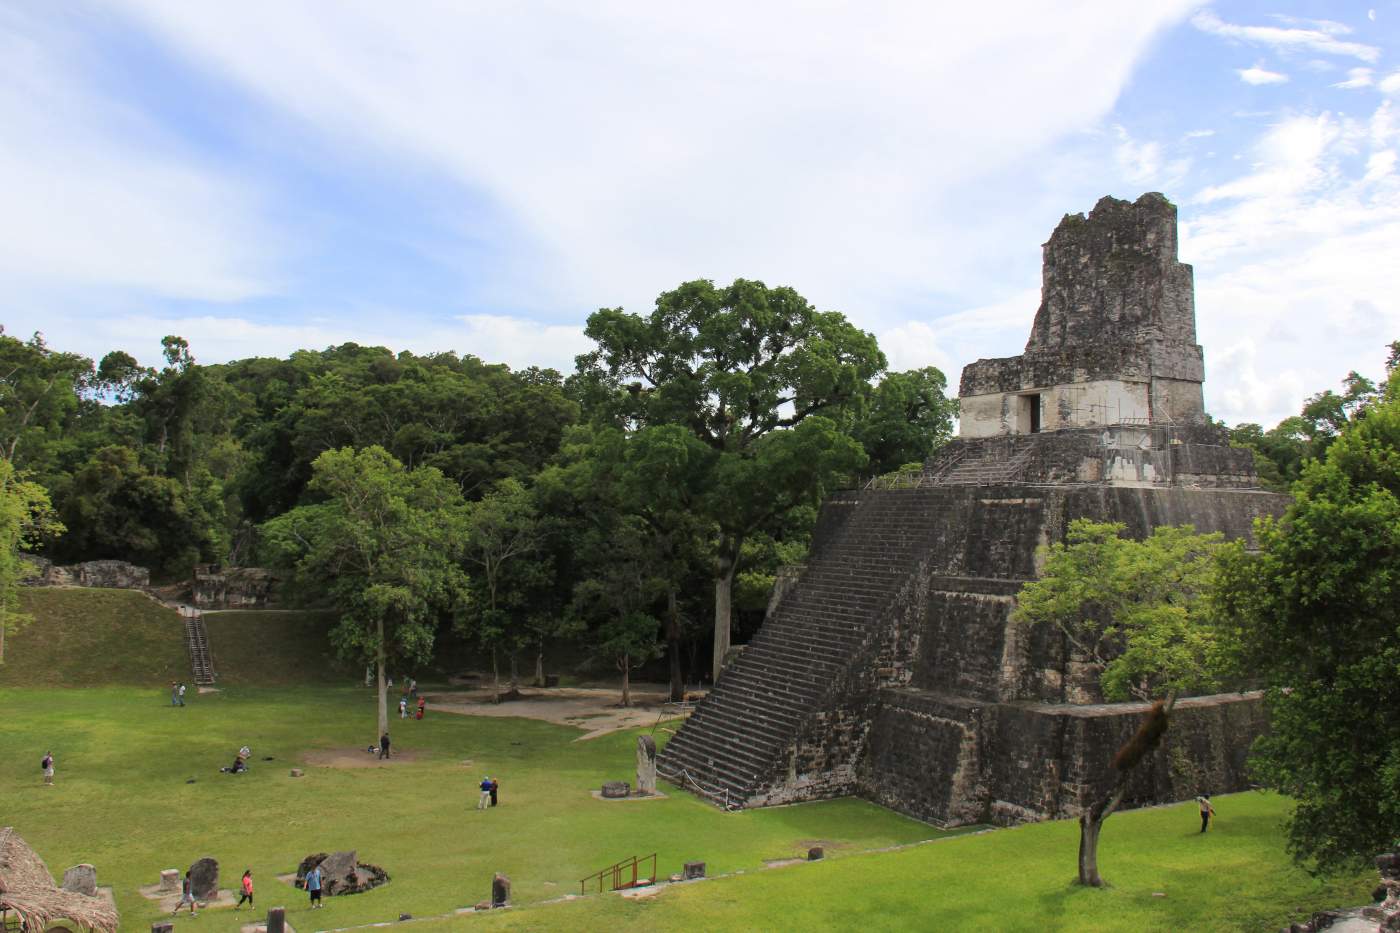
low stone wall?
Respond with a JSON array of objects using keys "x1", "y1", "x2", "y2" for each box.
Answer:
[
  {"x1": 22, "y1": 557, "x2": 150, "y2": 589},
  {"x1": 863, "y1": 688, "x2": 1265, "y2": 827}
]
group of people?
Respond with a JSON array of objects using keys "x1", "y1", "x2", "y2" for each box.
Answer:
[
  {"x1": 169, "y1": 681, "x2": 188, "y2": 706},
  {"x1": 398, "y1": 695, "x2": 426, "y2": 720},
  {"x1": 476, "y1": 775, "x2": 500, "y2": 809}
]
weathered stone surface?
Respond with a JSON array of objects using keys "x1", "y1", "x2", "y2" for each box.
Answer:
[
  {"x1": 188, "y1": 857, "x2": 219, "y2": 901},
  {"x1": 159, "y1": 869, "x2": 180, "y2": 892},
  {"x1": 682, "y1": 861, "x2": 705, "y2": 880},
  {"x1": 266, "y1": 907, "x2": 286, "y2": 933},
  {"x1": 656, "y1": 192, "x2": 1286, "y2": 831},
  {"x1": 806, "y1": 847, "x2": 823, "y2": 861},
  {"x1": 295, "y1": 851, "x2": 388, "y2": 895},
  {"x1": 24, "y1": 557, "x2": 150, "y2": 589},
  {"x1": 318, "y1": 851, "x2": 357, "y2": 895},
  {"x1": 192, "y1": 564, "x2": 281, "y2": 609},
  {"x1": 151, "y1": 923, "x2": 174, "y2": 933},
  {"x1": 601, "y1": 781, "x2": 629, "y2": 799},
  {"x1": 61, "y1": 863, "x2": 97, "y2": 895},
  {"x1": 289, "y1": 768, "x2": 304, "y2": 778},
  {"x1": 635, "y1": 736, "x2": 657, "y2": 796},
  {"x1": 491, "y1": 873, "x2": 510, "y2": 908}
]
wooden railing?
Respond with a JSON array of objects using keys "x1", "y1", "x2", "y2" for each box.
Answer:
[{"x1": 578, "y1": 853, "x2": 657, "y2": 895}]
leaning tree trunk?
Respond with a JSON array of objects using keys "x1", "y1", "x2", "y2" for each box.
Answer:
[
  {"x1": 666, "y1": 589, "x2": 683, "y2": 701},
  {"x1": 1077, "y1": 692, "x2": 1178, "y2": 887},
  {"x1": 375, "y1": 618, "x2": 389, "y2": 738},
  {"x1": 711, "y1": 547, "x2": 739, "y2": 683}
]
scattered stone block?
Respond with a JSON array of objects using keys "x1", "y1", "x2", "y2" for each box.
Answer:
[
  {"x1": 601, "y1": 781, "x2": 629, "y2": 798},
  {"x1": 189, "y1": 856, "x2": 219, "y2": 901},
  {"x1": 491, "y1": 872, "x2": 510, "y2": 908},
  {"x1": 159, "y1": 869, "x2": 181, "y2": 892},
  {"x1": 266, "y1": 907, "x2": 286, "y2": 933},
  {"x1": 807, "y1": 847, "x2": 824, "y2": 861},
  {"x1": 398, "y1": 913, "x2": 412, "y2": 921},
  {"x1": 635, "y1": 736, "x2": 657, "y2": 796},
  {"x1": 289, "y1": 768, "x2": 304, "y2": 778},
  {"x1": 61, "y1": 863, "x2": 97, "y2": 896},
  {"x1": 151, "y1": 923, "x2": 174, "y2": 933},
  {"x1": 683, "y1": 861, "x2": 706, "y2": 880},
  {"x1": 474, "y1": 900, "x2": 491, "y2": 911}
]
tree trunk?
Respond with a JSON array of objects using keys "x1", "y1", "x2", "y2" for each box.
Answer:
[
  {"x1": 491, "y1": 647, "x2": 500, "y2": 704},
  {"x1": 375, "y1": 618, "x2": 389, "y2": 738},
  {"x1": 509, "y1": 653, "x2": 519, "y2": 691},
  {"x1": 621, "y1": 654, "x2": 630, "y2": 708},
  {"x1": 711, "y1": 546, "x2": 739, "y2": 683},
  {"x1": 1078, "y1": 810, "x2": 1104, "y2": 887},
  {"x1": 534, "y1": 643, "x2": 545, "y2": 688},
  {"x1": 667, "y1": 588, "x2": 683, "y2": 702}
]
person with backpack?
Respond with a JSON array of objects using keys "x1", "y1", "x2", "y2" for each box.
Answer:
[
  {"x1": 305, "y1": 863, "x2": 324, "y2": 908},
  {"x1": 236, "y1": 870, "x2": 254, "y2": 909},
  {"x1": 41, "y1": 751, "x2": 54, "y2": 786},
  {"x1": 172, "y1": 871, "x2": 197, "y2": 916}
]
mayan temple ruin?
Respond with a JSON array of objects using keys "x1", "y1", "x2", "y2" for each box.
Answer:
[{"x1": 657, "y1": 192, "x2": 1289, "y2": 826}]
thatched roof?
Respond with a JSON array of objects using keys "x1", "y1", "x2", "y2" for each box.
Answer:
[{"x1": 0, "y1": 827, "x2": 119, "y2": 933}]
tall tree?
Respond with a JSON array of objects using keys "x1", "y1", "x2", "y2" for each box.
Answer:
[
  {"x1": 459, "y1": 478, "x2": 544, "y2": 700},
  {"x1": 1012, "y1": 520, "x2": 1229, "y2": 887},
  {"x1": 0, "y1": 330, "x2": 93, "y2": 467},
  {"x1": 580, "y1": 279, "x2": 883, "y2": 680},
  {"x1": 0, "y1": 461, "x2": 64, "y2": 663},
  {"x1": 263, "y1": 446, "x2": 468, "y2": 735},
  {"x1": 1216, "y1": 372, "x2": 1400, "y2": 874},
  {"x1": 847, "y1": 366, "x2": 956, "y2": 476}
]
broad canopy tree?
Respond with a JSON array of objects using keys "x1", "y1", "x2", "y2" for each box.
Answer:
[
  {"x1": 0, "y1": 459, "x2": 64, "y2": 663},
  {"x1": 1217, "y1": 371, "x2": 1400, "y2": 874},
  {"x1": 263, "y1": 446, "x2": 468, "y2": 736},
  {"x1": 579, "y1": 279, "x2": 884, "y2": 681},
  {"x1": 1012, "y1": 519, "x2": 1230, "y2": 887}
]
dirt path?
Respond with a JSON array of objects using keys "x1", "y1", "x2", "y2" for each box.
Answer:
[{"x1": 423, "y1": 685, "x2": 688, "y2": 739}]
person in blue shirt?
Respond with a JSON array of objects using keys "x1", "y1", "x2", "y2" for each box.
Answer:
[{"x1": 305, "y1": 864, "x2": 324, "y2": 908}]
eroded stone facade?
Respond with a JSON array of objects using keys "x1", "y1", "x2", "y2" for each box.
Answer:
[{"x1": 658, "y1": 193, "x2": 1285, "y2": 827}]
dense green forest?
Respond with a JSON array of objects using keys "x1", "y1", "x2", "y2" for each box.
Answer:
[{"x1": 0, "y1": 293, "x2": 1391, "y2": 702}]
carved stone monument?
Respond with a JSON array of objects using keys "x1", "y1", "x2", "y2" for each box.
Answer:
[
  {"x1": 658, "y1": 193, "x2": 1287, "y2": 828},
  {"x1": 188, "y1": 857, "x2": 219, "y2": 901},
  {"x1": 61, "y1": 864, "x2": 97, "y2": 896},
  {"x1": 635, "y1": 735, "x2": 657, "y2": 796},
  {"x1": 491, "y1": 872, "x2": 510, "y2": 908}
]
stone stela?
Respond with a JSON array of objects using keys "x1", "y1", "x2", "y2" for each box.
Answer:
[{"x1": 657, "y1": 193, "x2": 1288, "y2": 828}]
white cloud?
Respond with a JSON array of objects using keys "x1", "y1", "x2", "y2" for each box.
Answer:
[
  {"x1": 1335, "y1": 67, "x2": 1375, "y2": 89},
  {"x1": 0, "y1": 10, "x2": 277, "y2": 301},
  {"x1": 1381, "y1": 71, "x2": 1400, "y2": 95},
  {"x1": 878, "y1": 289, "x2": 1039, "y2": 377},
  {"x1": 1184, "y1": 129, "x2": 1216, "y2": 139},
  {"x1": 105, "y1": 0, "x2": 1199, "y2": 324},
  {"x1": 1182, "y1": 102, "x2": 1400, "y2": 425},
  {"x1": 1238, "y1": 64, "x2": 1290, "y2": 85},
  {"x1": 1193, "y1": 10, "x2": 1380, "y2": 62}
]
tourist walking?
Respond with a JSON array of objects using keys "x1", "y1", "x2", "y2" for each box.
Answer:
[
  {"x1": 305, "y1": 864, "x2": 323, "y2": 908},
  {"x1": 409, "y1": 678, "x2": 417, "y2": 700},
  {"x1": 172, "y1": 871, "x2": 197, "y2": 916},
  {"x1": 398, "y1": 696, "x2": 407, "y2": 719},
  {"x1": 178, "y1": 682, "x2": 187, "y2": 705},
  {"x1": 41, "y1": 750, "x2": 54, "y2": 786},
  {"x1": 170, "y1": 681, "x2": 182, "y2": 706},
  {"x1": 379, "y1": 732, "x2": 391, "y2": 760},
  {"x1": 1197, "y1": 793, "x2": 1215, "y2": 833},
  {"x1": 416, "y1": 696, "x2": 425, "y2": 720},
  {"x1": 236, "y1": 870, "x2": 254, "y2": 909},
  {"x1": 489, "y1": 776, "x2": 499, "y2": 807},
  {"x1": 477, "y1": 776, "x2": 493, "y2": 810}
]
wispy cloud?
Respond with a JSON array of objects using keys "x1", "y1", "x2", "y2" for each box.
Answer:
[
  {"x1": 1335, "y1": 67, "x2": 1375, "y2": 89},
  {"x1": 1238, "y1": 64, "x2": 1290, "y2": 85},
  {"x1": 1193, "y1": 10, "x2": 1380, "y2": 63}
]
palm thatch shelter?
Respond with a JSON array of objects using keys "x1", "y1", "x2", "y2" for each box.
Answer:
[{"x1": 0, "y1": 828, "x2": 118, "y2": 933}]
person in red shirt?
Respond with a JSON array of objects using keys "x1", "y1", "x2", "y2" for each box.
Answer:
[
  {"x1": 416, "y1": 696, "x2": 425, "y2": 720},
  {"x1": 236, "y1": 870, "x2": 254, "y2": 909}
]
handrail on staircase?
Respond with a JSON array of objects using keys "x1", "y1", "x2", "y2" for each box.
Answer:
[{"x1": 578, "y1": 853, "x2": 657, "y2": 895}]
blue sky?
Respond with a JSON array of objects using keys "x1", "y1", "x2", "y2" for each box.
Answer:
[{"x1": 3, "y1": 1, "x2": 1398, "y2": 426}]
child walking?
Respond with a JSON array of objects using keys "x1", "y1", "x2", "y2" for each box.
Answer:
[{"x1": 172, "y1": 871, "x2": 198, "y2": 917}]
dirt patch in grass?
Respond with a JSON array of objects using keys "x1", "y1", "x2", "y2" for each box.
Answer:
[
  {"x1": 424, "y1": 685, "x2": 683, "y2": 739},
  {"x1": 302, "y1": 748, "x2": 423, "y2": 769}
]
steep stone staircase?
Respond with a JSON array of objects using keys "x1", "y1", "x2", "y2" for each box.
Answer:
[
  {"x1": 180, "y1": 607, "x2": 217, "y2": 686},
  {"x1": 931, "y1": 436, "x2": 1036, "y2": 485},
  {"x1": 657, "y1": 488, "x2": 955, "y2": 808}
]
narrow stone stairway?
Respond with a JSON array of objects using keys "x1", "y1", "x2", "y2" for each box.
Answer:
[
  {"x1": 657, "y1": 487, "x2": 956, "y2": 808},
  {"x1": 180, "y1": 606, "x2": 217, "y2": 685}
]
